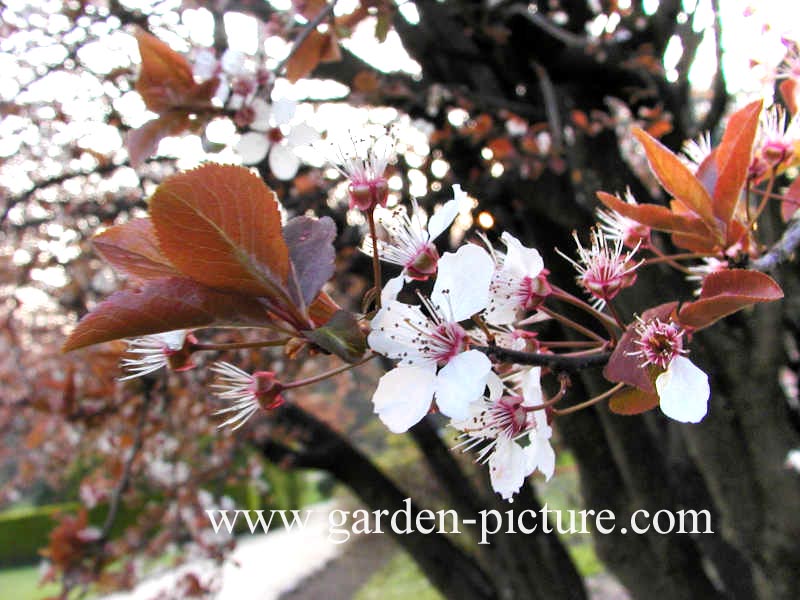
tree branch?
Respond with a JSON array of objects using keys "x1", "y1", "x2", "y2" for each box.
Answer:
[
  {"x1": 751, "y1": 219, "x2": 800, "y2": 272},
  {"x1": 475, "y1": 345, "x2": 610, "y2": 371}
]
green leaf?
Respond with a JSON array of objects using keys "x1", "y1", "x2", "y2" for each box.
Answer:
[{"x1": 303, "y1": 310, "x2": 366, "y2": 363}]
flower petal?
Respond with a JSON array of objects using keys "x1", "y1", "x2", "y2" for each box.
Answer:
[
  {"x1": 520, "y1": 366, "x2": 543, "y2": 407},
  {"x1": 432, "y1": 244, "x2": 494, "y2": 322},
  {"x1": 250, "y1": 99, "x2": 273, "y2": 131},
  {"x1": 489, "y1": 437, "x2": 528, "y2": 501},
  {"x1": 155, "y1": 329, "x2": 188, "y2": 350},
  {"x1": 269, "y1": 143, "x2": 301, "y2": 180},
  {"x1": 526, "y1": 433, "x2": 555, "y2": 481},
  {"x1": 272, "y1": 97, "x2": 297, "y2": 125},
  {"x1": 434, "y1": 350, "x2": 491, "y2": 420},
  {"x1": 368, "y1": 301, "x2": 436, "y2": 368},
  {"x1": 372, "y1": 367, "x2": 437, "y2": 433},
  {"x1": 426, "y1": 198, "x2": 460, "y2": 241},
  {"x1": 656, "y1": 356, "x2": 710, "y2": 423},
  {"x1": 288, "y1": 123, "x2": 319, "y2": 147},
  {"x1": 381, "y1": 275, "x2": 405, "y2": 306},
  {"x1": 236, "y1": 132, "x2": 269, "y2": 165},
  {"x1": 501, "y1": 232, "x2": 544, "y2": 279}
]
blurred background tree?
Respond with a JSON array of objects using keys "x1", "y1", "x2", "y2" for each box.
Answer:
[{"x1": 1, "y1": 1, "x2": 799, "y2": 599}]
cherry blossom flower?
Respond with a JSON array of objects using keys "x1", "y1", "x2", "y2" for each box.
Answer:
[
  {"x1": 777, "y1": 38, "x2": 800, "y2": 80},
  {"x1": 235, "y1": 98, "x2": 319, "y2": 179},
  {"x1": 119, "y1": 330, "x2": 193, "y2": 381},
  {"x1": 362, "y1": 186, "x2": 461, "y2": 281},
  {"x1": 558, "y1": 227, "x2": 640, "y2": 309},
  {"x1": 596, "y1": 189, "x2": 651, "y2": 248},
  {"x1": 686, "y1": 258, "x2": 729, "y2": 295},
  {"x1": 681, "y1": 131, "x2": 713, "y2": 172},
  {"x1": 210, "y1": 362, "x2": 284, "y2": 430},
  {"x1": 329, "y1": 130, "x2": 395, "y2": 211},
  {"x1": 630, "y1": 317, "x2": 709, "y2": 423},
  {"x1": 368, "y1": 244, "x2": 495, "y2": 432},
  {"x1": 484, "y1": 232, "x2": 550, "y2": 326},
  {"x1": 756, "y1": 105, "x2": 798, "y2": 170},
  {"x1": 453, "y1": 367, "x2": 555, "y2": 501}
]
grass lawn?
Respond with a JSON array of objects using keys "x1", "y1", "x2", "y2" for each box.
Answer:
[{"x1": 0, "y1": 564, "x2": 60, "y2": 600}]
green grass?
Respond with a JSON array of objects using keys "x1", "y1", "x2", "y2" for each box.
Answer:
[
  {"x1": 0, "y1": 564, "x2": 60, "y2": 600},
  {"x1": 354, "y1": 551, "x2": 443, "y2": 600}
]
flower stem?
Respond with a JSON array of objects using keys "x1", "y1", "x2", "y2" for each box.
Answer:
[
  {"x1": 192, "y1": 339, "x2": 291, "y2": 352},
  {"x1": 366, "y1": 207, "x2": 383, "y2": 309},
  {"x1": 551, "y1": 382, "x2": 624, "y2": 416},
  {"x1": 283, "y1": 352, "x2": 376, "y2": 390},
  {"x1": 749, "y1": 171, "x2": 777, "y2": 230},
  {"x1": 539, "y1": 305, "x2": 606, "y2": 342}
]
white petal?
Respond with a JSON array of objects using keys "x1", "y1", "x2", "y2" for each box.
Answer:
[
  {"x1": 287, "y1": 123, "x2": 319, "y2": 147},
  {"x1": 193, "y1": 50, "x2": 218, "y2": 80},
  {"x1": 521, "y1": 366, "x2": 543, "y2": 407},
  {"x1": 155, "y1": 330, "x2": 188, "y2": 350},
  {"x1": 501, "y1": 232, "x2": 544, "y2": 279},
  {"x1": 489, "y1": 437, "x2": 528, "y2": 501},
  {"x1": 656, "y1": 356, "x2": 710, "y2": 423},
  {"x1": 272, "y1": 97, "x2": 297, "y2": 125},
  {"x1": 372, "y1": 367, "x2": 437, "y2": 433},
  {"x1": 526, "y1": 433, "x2": 555, "y2": 481},
  {"x1": 452, "y1": 184, "x2": 468, "y2": 205},
  {"x1": 236, "y1": 132, "x2": 269, "y2": 165},
  {"x1": 432, "y1": 244, "x2": 494, "y2": 322},
  {"x1": 380, "y1": 275, "x2": 404, "y2": 306},
  {"x1": 367, "y1": 302, "x2": 435, "y2": 368},
  {"x1": 250, "y1": 99, "x2": 273, "y2": 131},
  {"x1": 269, "y1": 143, "x2": 301, "y2": 180},
  {"x1": 426, "y1": 199, "x2": 459, "y2": 241},
  {"x1": 434, "y1": 350, "x2": 491, "y2": 420},
  {"x1": 220, "y1": 49, "x2": 245, "y2": 75},
  {"x1": 486, "y1": 370, "x2": 504, "y2": 402}
]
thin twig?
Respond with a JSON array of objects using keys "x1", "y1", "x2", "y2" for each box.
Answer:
[
  {"x1": 751, "y1": 219, "x2": 800, "y2": 272},
  {"x1": 274, "y1": 0, "x2": 338, "y2": 76}
]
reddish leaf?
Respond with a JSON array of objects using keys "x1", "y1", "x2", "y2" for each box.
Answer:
[
  {"x1": 135, "y1": 30, "x2": 197, "y2": 114},
  {"x1": 304, "y1": 309, "x2": 366, "y2": 363},
  {"x1": 596, "y1": 192, "x2": 712, "y2": 238},
  {"x1": 283, "y1": 216, "x2": 336, "y2": 306},
  {"x1": 286, "y1": 30, "x2": 340, "y2": 83},
  {"x1": 93, "y1": 218, "x2": 180, "y2": 281},
  {"x1": 779, "y1": 79, "x2": 799, "y2": 116},
  {"x1": 63, "y1": 278, "x2": 272, "y2": 352},
  {"x1": 149, "y1": 164, "x2": 291, "y2": 298},
  {"x1": 127, "y1": 112, "x2": 192, "y2": 168},
  {"x1": 782, "y1": 177, "x2": 800, "y2": 222},
  {"x1": 309, "y1": 290, "x2": 341, "y2": 327},
  {"x1": 632, "y1": 128, "x2": 719, "y2": 236},
  {"x1": 678, "y1": 269, "x2": 783, "y2": 330},
  {"x1": 603, "y1": 302, "x2": 678, "y2": 393},
  {"x1": 609, "y1": 387, "x2": 660, "y2": 415},
  {"x1": 711, "y1": 100, "x2": 762, "y2": 227},
  {"x1": 669, "y1": 232, "x2": 718, "y2": 254}
]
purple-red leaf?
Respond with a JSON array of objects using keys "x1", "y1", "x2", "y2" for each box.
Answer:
[
  {"x1": 63, "y1": 278, "x2": 272, "y2": 352},
  {"x1": 596, "y1": 192, "x2": 712, "y2": 238},
  {"x1": 608, "y1": 387, "x2": 660, "y2": 416},
  {"x1": 93, "y1": 218, "x2": 180, "y2": 281},
  {"x1": 149, "y1": 164, "x2": 291, "y2": 298},
  {"x1": 678, "y1": 269, "x2": 783, "y2": 330},
  {"x1": 632, "y1": 128, "x2": 720, "y2": 237},
  {"x1": 603, "y1": 302, "x2": 678, "y2": 393},
  {"x1": 127, "y1": 113, "x2": 192, "y2": 168},
  {"x1": 711, "y1": 100, "x2": 762, "y2": 227},
  {"x1": 283, "y1": 216, "x2": 336, "y2": 306}
]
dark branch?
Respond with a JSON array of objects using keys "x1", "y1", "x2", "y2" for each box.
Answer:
[
  {"x1": 475, "y1": 345, "x2": 610, "y2": 371},
  {"x1": 751, "y1": 219, "x2": 800, "y2": 272}
]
